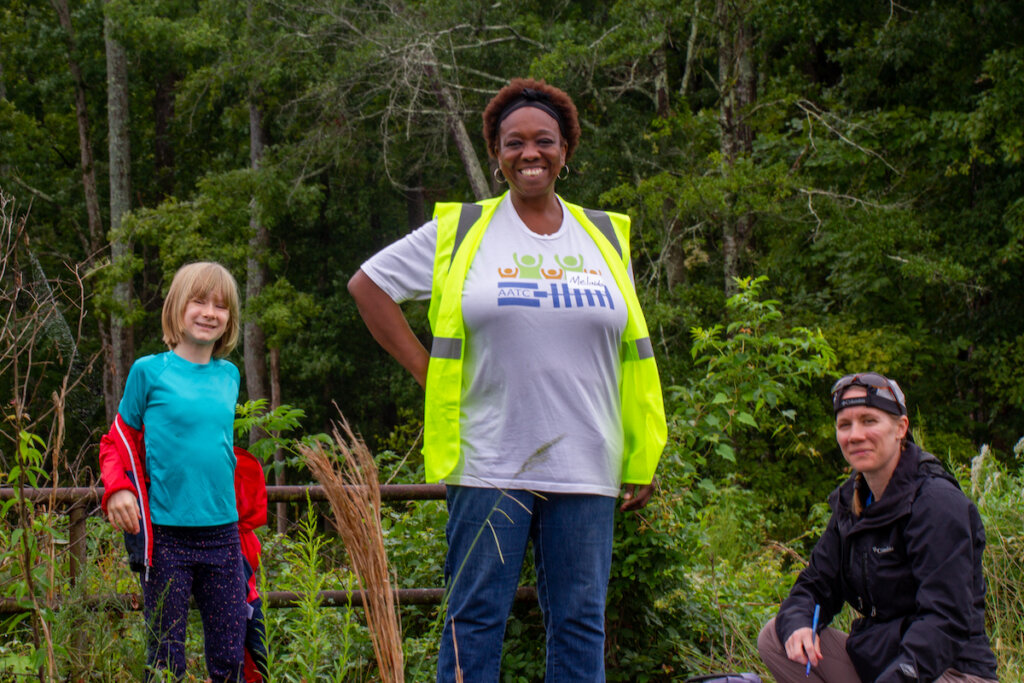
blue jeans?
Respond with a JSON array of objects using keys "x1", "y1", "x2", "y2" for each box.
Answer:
[{"x1": 437, "y1": 486, "x2": 615, "y2": 683}]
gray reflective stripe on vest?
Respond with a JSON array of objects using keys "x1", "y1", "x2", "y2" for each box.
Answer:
[
  {"x1": 582, "y1": 208, "x2": 621, "y2": 259},
  {"x1": 635, "y1": 337, "x2": 654, "y2": 360},
  {"x1": 450, "y1": 203, "x2": 483, "y2": 268},
  {"x1": 431, "y1": 336, "x2": 462, "y2": 359}
]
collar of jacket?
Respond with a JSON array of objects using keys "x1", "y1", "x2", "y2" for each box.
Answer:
[{"x1": 828, "y1": 443, "x2": 955, "y2": 531}]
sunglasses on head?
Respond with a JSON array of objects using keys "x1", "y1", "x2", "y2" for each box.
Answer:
[{"x1": 831, "y1": 372, "x2": 907, "y2": 417}]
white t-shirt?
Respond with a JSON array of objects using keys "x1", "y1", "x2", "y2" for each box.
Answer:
[{"x1": 361, "y1": 195, "x2": 628, "y2": 496}]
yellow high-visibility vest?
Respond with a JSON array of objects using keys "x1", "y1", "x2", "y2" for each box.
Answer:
[{"x1": 424, "y1": 193, "x2": 667, "y2": 484}]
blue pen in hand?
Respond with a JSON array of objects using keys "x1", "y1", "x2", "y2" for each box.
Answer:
[{"x1": 806, "y1": 603, "x2": 820, "y2": 676}]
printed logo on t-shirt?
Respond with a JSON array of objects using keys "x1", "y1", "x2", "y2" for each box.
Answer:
[{"x1": 497, "y1": 252, "x2": 614, "y2": 309}]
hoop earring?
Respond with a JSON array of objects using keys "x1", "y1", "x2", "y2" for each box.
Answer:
[
  {"x1": 557, "y1": 165, "x2": 570, "y2": 181},
  {"x1": 493, "y1": 168, "x2": 507, "y2": 184}
]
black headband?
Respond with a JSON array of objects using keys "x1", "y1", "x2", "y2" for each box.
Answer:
[
  {"x1": 497, "y1": 88, "x2": 567, "y2": 138},
  {"x1": 834, "y1": 392, "x2": 904, "y2": 417},
  {"x1": 831, "y1": 372, "x2": 907, "y2": 417}
]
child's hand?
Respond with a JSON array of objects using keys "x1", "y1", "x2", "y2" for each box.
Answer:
[{"x1": 107, "y1": 490, "x2": 142, "y2": 534}]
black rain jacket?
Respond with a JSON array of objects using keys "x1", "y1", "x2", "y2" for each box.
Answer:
[{"x1": 775, "y1": 443, "x2": 999, "y2": 682}]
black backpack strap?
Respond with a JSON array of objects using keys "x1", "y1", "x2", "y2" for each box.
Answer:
[{"x1": 683, "y1": 675, "x2": 762, "y2": 683}]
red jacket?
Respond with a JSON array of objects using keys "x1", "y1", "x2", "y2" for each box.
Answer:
[
  {"x1": 99, "y1": 415, "x2": 154, "y2": 570},
  {"x1": 234, "y1": 447, "x2": 267, "y2": 602},
  {"x1": 99, "y1": 414, "x2": 267, "y2": 580}
]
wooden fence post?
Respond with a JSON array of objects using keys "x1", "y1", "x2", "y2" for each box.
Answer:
[{"x1": 68, "y1": 504, "x2": 87, "y2": 587}]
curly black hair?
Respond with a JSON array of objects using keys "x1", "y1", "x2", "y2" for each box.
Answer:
[{"x1": 482, "y1": 78, "x2": 581, "y2": 161}]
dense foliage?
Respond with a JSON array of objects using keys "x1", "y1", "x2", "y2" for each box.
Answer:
[{"x1": 3, "y1": 0, "x2": 1024, "y2": 679}]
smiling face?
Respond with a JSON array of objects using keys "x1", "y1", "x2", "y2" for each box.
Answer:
[
  {"x1": 181, "y1": 292, "x2": 230, "y2": 349},
  {"x1": 162, "y1": 262, "x2": 240, "y2": 359},
  {"x1": 497, "y1": 106, "x2": 567, "y2": 201},
  {"x1": 835, "y1": 386, "x2": 909, "y2": 484}
]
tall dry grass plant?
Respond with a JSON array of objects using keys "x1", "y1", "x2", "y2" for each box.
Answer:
[
  {"x1": 970, "y1": 445, "x2": 1024, "y2": 680},
  {"x1": 302, "y1": 417, "x2": 404, "y2": 683}
]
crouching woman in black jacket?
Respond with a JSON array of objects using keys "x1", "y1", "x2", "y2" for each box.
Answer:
[{"x1": 758, "y1": 373, "x2": 999, "y2": 683}]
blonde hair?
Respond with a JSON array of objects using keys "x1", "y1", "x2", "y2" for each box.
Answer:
[{"x1": 161, "y1": 262, "x2": 240, "y2": 358}]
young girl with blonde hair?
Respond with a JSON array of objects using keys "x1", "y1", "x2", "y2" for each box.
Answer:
[{"x1": 100, "y1": 261, "x2": 248, "y2": 682}]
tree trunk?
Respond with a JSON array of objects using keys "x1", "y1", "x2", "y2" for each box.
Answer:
[
  {"x1": 105, "y1": 1, "x2": 134, "y2": 408},
  {"x1": 153, "y1": 71, "x2": 176, "y2": 200},
  {"x1": 717, "y1": 0, "x2": 756, "y2": 295},
  {"x1": 52, "y1": 0, "x2": 116, "y2": 419},
  {"x1": 245, "y1": 0, "x2": 275, "y2": 524},
  {"x1": 52, "y1": 0, "x2": 103, "y2": 254},
  {"x1": 654, "y1": 41, "x2": 671, "y2": 119},
  {"x1": 270, "y1": 347, "x2": 287, "y2": 534},
  {"x1": 424, "y1": 62, "x2": 490, "y2": 201},
  {"x1": 245, "y1": 95, "x2": 270, "y2": 421},
  {"x1": 681, "y1": 0, "x2": 702, "y2": 98}
]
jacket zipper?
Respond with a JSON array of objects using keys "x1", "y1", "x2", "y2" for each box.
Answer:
[{"x1": 861, "y1": 552, "x2": 876, "y2": 617}]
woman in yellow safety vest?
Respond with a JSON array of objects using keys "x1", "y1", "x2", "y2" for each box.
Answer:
[{"x1": 348, "y1": 78, "x2": 667, "y2": 683}]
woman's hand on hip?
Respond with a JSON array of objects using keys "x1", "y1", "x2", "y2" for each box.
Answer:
[
  {"x1": 784, "y1": 626, "x2": 822, "y2": 667},
  {"x1": 107, "y1": 489, "x2": 141, "y2": 534},
  {"x1": 348, "y1": 269, "x2": 429, "y2": 388},
  {"x1": 619, "y1": 480, "x2": 656, "y2": 511}
]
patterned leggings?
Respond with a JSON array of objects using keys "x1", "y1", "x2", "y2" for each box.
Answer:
[{"x1": 144, "y1": 523, "x2": 246, "y2": 683}]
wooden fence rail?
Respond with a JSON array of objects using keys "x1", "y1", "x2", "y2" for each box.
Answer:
[{"x1": 0, "y1": 484, "x2": 537, "y2": 615}]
